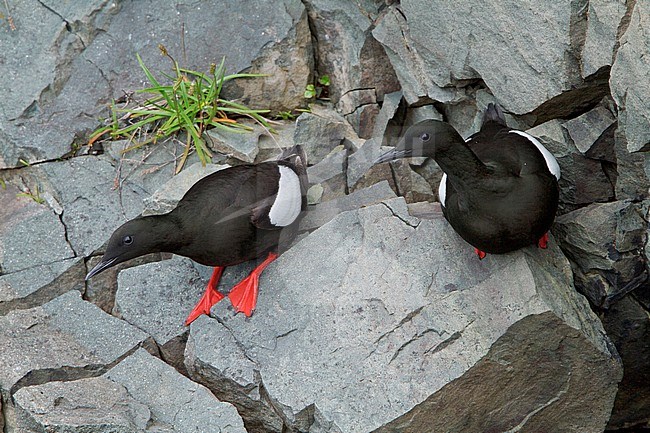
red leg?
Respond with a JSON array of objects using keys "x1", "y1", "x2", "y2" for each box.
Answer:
[
  {"x1": 537, "y1": 232, "x2": 549, "y2": 249},
  {"x1": 185, "y1": 266, "x2": 225, "y2": 326},
  {"x1": 474, "y1": 247, "x2": 487, "y2": 260},
  {"x1": 228, "y1": 252, "x2": 278, "y2": 317}
]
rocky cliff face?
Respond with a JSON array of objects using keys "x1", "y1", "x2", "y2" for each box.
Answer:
[{"x1": 1, "y1": 1, "x2": 648, "y2": 432}]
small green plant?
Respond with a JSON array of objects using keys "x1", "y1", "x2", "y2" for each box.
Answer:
[
  {"x1": 16, "y1": 186, "x2": 45, "y2": 205},
  {"x1": 0, "y1": 179, "x2": 6, "y2": 189},
  {"x1": 304, "y1": 75, "x2": 330, "y2": 100},
  {"x1": 90, "y1": 45, "x2": 272, "y2": 173}
]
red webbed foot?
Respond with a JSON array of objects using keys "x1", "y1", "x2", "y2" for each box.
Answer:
[
  {"x1": 228, "y1": 252, "x2": 278, "y2": 317},
  {"x1": 185, "y1": 266, "x2": 225, "y2": 326},
  {"x1": 474, "y1": 247, "x2": 487, "y2": 260},
  {"x1": 537, "y1": 232, "x2": 549, "y2": 249}
]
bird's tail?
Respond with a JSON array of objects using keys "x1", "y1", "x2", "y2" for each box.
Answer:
[
  {"x1": 278, "y1": 145, "x2": 308, "y2": 193},
  {"x1": 483, "y1": 103, "x2": 507, "y2": 127}
]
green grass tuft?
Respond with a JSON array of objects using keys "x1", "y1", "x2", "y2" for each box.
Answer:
[{"x1": 89, "y1": 45, "x2": 272, "y2": 173}]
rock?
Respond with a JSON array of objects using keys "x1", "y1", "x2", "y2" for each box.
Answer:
[
  {"x1": 0, "y1": 258, "x2": 80, "y2": 315},
  {"x1": 526, "y1": 120, "x2": 614, "y2": 213},
  {"x1": 143, "y1": 162, "x2": 229, "y2": 215},
  {"x1": 205, "y1": 120, "x2": 264, "y2": 163},
  {"x1": 614, "y1": 128, "x2": 650, "y2": 201},
  {"x1": 107, "y1": 348, "x2": 246, "y2": 433},
  {"x1": 303, "y1": 0, "x2": 397, "y2": 106},
  {"x1": 553, "y1": 200, "x2": 649, "y2": 308},
  {"x1": 299, "y1": 181, "x2": 397, "y2": 232},
  {"x1": 610, "y1": 1, "x2": 650, "y2": 152},
  {"x1": 186, "y1": 198, "x2": 620, "y2": 432},
  {"x1": 562, "y1": 104, "x2": 616, "y2": 154},
  {"x1": 0, "y1": 181, "x2": 75, "y2": 274},
  {"x1": 294, "y1": 109, "x2": 348, "y2": 165},
  {"x1": 13, "y1": 377, "x2": 151, "y2": 433},
  {"x1": 582, "y1": 0, "x2": 628, "y2": 77},
  {"x1": 371, "y1": 90, "x2": 403, "y2": 144},
  {"x1": 347, "y1": 138, "x2": 382, "y2": 189},
  {"x1": 224, "y1": 1, "x2": 313, "y2": 113},
  {"x1": 0, "y1": 291, "x2": 149, "y2": 431},
  {"x1": 390, "y1": 160, "x2": 435, "y2": 204},
  {"x1": 603, "y1": 295, "x2": 650, "y2": 429},
  {"x1": 307, "y1": 184, "x2": 325, "y2": 205},
  {"x1": 256, "y1": 120, "x2": 298, "y2": 163},
  {"x1": 0, "y1": 0, "x2": 313, "y2": 168},
  {"x1": 307, "y1": 144, "x2": 348, "y2": 202},
  {"x1": 345, "y1": 103, "x2": 381, "y2": 140},
  {"x1": 114, "y1": 256, "x2": 207, "y2": 371},
  {"x1": 372, "y1": 7, "x2": 456, "y2": 107},
  {"x1": 35, "y1": 156, "x2": 150, "y2": 258},
  {"x1": 376, "y1": 312, "x2": 621, "y2": 433}
]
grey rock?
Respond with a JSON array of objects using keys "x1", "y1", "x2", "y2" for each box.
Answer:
[
  {"x1": 553, "y1": 200, "x2": 649, "y2": 308},
  {"x1": 372, "y1": 7, "x2": 456, "y2": 106},
  {"x1": 294, "y1": 109, "x2": 348, "y2": 165},
  {"x1": 185, "y1": 198, "x2": 620, "y2": 433},
  {"x1": 107, "y1": 348, "x2": 246, "y2": 433},
  {"x1": 307, "y1": 184, "x2": 325, "y2": 205},
  {"x1": 186, "y1": 315, "x2": 285, "y2": 433},
  {"x1": 371, "y1": 90, "x2": 403, "y2": 144},
  {"x1": 36, "y1": 156, "x2": 150, "y2": 257},
  {"x1": 103, "y1": 139, "x2": 194, "y2": 196},
  {"x1": 13, "y1": 377, "x2": 151, "y2": 433},
  {"x1": 582, "y1": 0, "x2": 628, "y2": 77},
  {"x1": 114, "y1": 256, "x2": 206, "y2": 357},
  {"x1": 390, "y1": 160, "x2": 435, "y2": 204},
  {"x1": 0, "y1": 291, "x2": 149, "y2": 431},
  {"x1": 303, "y1": 0, "x2": 393, "y2": 106},
  {"x1": 143, "y1": 162, "x2": 229, "y2": 216},
  {"x1": 604, "y1": 295, "x2": 650, "y2": 429},
  {"x1": 0, "y1": 258, "x2": 79, "y2": 314},
  {"x1": 0, "y1": 182, "x2": 75, "y2": 274},
  {"x1": 256, "y1": 120, "x2": 298, "y2": 163},
  {"x1": 205, "y1": 120, "x2": 264, "y2": 163},
  {"x1": 376, "y1": 312, "x2": 622, "y2": 433},
  {"x1": 225, "y1": 0, "x2": 313, "y2": 113},
  {"x1": 562, "y1": 104, "x2": 616, "y2": 154},
  {"x1": 526, "y1": 121, "x2": 614, "y2": 213},
  {"x1": 0, "y1": 0, "x2": 313, "y2": 168},
  {"x1": 300, "y1": 181, "x2": 397, "y2": 232},
  {"x1": 344, "y1": 103, "x2": 381, "y2": 140},
  {"x1": 338, "y1": 89, "x2": 377, "y2": 117},
  {"x1": 610, "y1": 1, "x2": 650, "y2": 152},
  {"x1": 614, "y1": 126, "x2": 650, "y2": 200},
  {"x1": 307, "y1": 145, "x2": 347, "y2": 185},
  {"x1": 347, "y1": 138, "x2": 381, "y2": 189}
]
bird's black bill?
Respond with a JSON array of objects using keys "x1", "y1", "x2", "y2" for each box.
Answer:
[
  {"x1": 85, "y1": 256, "x2": 118, "y2": 280},
  {"x1": 374, "y1": 148, "x2": 411, "y2": 164}
]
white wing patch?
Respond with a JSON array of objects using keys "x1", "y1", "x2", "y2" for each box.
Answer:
[
  {"x1": 268, "y1": 165, "x2": 302, "y2": 227},
  {"x1": 510, "y1": 130, "x2": 561, "y2": 180},
  {"x1": 438, "y1": 172, "x2": 447, "y2": 207}
]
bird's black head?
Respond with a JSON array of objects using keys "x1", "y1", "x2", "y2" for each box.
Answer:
[
  {"x1": 85, "y1": 217, "x2": 164, "y2": 280},
  {"x1": 374, "y1": 120, "x2": 464, "y2": 164}
]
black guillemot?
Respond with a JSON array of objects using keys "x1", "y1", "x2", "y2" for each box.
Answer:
[
  {"x1": 86, "y1": 146, "x2": 307, "y2": 324},
  {"x1": 375, "y1": 103, "x2": 560, "y2": 259}
]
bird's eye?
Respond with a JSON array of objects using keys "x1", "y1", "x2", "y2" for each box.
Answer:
[
  {"x1": 421, "y1": 133, "x2": 430, "y2": 142},
  {"x1": 122, "y1": 235, "x2": 134, "y2": 245}
]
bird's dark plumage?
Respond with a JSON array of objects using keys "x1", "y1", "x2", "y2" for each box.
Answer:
[
  {"x1": 86, "y1": 146, "x2": 308, "y2": 320},
  {"x1": 375, "y1": 104, "x2": 560, "y2": 255}
]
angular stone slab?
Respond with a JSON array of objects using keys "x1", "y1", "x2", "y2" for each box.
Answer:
[
  {"x1": 186, "y1": 198, "x2": 620, "y2": 433},
  {"x1": 0, "y1": 182, "x2": 75, "y2": 274},
  {"x1": 0, "y1": 291, "x2": 148, "y2": 396},
  {"x1": 107, "y1": 348, "x2": 246, "y2": 433},
  {"x1": 37, "y1": 156, "x2": 150, "y2": 257},
  {"x1": 299, "y1": 180, "x2": 397, "y2": 232},
  {"x1": 143, "y1": 162, "x2": 229, "y2": 216},
  {"x1": 610, "y1": 1, "x2": 650, "y2": 152},
  {"x1": 114, "y1": 256, "x2": 205, "y2": 348},
  {"x1": 13, "y1": 377, "x2": 151, "y2": 433}
]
